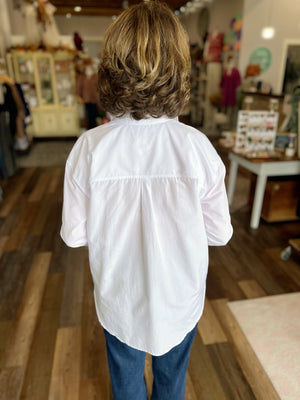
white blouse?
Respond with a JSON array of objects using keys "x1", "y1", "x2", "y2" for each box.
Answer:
[{"x1": 60, "y1": 115, "x2": 233, "y2": 356}]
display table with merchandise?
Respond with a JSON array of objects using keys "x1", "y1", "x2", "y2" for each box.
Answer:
[{"x1": 227, "y1": 151, "x2": 300, "y2": 228}]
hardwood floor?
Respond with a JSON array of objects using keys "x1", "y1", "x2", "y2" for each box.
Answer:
[{"x1": 0, "y1": 164, "x2": 299, "y2": 400}]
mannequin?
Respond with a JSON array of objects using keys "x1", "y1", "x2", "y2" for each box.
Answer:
[
  {"x1": 220, "y1": 57, "x2": 241, "y2": 107},
  {"x1": 220, "y1": 57, "x2": 241, "y2": 129},
  {"x1": 202, "y1": 29, "x2": 224, "y2": 128},
  {"x1": 204, "y1": 28, "x2": 224, "y2": 63},
  {"x1": 76, "y1": 63, "x2": 99, "y2": 129}
]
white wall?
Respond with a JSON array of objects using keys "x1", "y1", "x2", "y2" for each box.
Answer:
[
  {"x1": 239, "y1": 0, "x2": 300, "y2": 93},
  {"x1": 6, "y1": 0, "x2": 22, "y2": 36},
  {"x1": 181, "y1": 0, "x2": 243, "y2": 46},
  {"x1": 55, "y1": 15, "x2": 112, "y2": 39},
  {"x1": 7, "y1": 0, "x2": 112, "y2": 43},
  {"x1": 180, "y1": 12, "x2": 202, "y2": 45},
  {"x1": 209, "y1": 0, "x2": 243, "y2": 33}
]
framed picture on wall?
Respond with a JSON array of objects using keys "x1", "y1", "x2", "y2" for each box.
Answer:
[{"x1": 279, "y1": 40, "x2": 300, "y2": 94}]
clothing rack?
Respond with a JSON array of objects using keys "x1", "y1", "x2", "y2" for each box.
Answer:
[{"x1": 0, "y1": 81, "x2": 17, "y2": 179}]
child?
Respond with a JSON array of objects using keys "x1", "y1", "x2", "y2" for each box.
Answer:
[{"x1": 61, "y1": 2, "x2": 233, "y2": 399}]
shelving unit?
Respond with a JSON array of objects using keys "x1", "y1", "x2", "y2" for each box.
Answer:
[
  {"x1": 190, "y1": 63, "x2": 207, "y2": 126},
  {"x1": 190, "y1": 62, "x2": 223, "y2": 130},
  {"x1": 6, "y1": 50, "x2": 80, "y2": 137}
]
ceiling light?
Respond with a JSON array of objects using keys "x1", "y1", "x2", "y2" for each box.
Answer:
[
  {"x1": 261, "y1": 26, "x2": 275, "y2": 39},
  {"x1": 74, "y1": 6, "x2": 82, "y2": 12},
  {"x1": 180, "y1": 6, "x2": 186, "y2": 12},
  {"x1": 66, "y1": 13, "x2": 72, "y2": 18}
]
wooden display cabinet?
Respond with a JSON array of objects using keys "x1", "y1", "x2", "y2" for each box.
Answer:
[{"x1": 6, "y1": 50, "x2": 80, "y2": 137}]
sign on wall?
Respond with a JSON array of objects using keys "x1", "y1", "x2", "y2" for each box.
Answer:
[{"x1": 249, "y1": 47, "x2": 272, "y2": 73}]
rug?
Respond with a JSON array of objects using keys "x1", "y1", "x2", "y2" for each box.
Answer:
[{"x1": 16, "y1": 139, "x2": 76, "y2": 168}]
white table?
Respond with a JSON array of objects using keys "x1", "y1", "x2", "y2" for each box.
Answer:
[{"x1": 227, "y1": 152, "x2": 300, "y2": 229}]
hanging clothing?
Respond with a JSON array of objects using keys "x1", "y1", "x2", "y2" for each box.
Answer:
[
  {"x1": 75, "y1": 73, "x2": 98, "y2": 104},
  {"x1": 76, "y1": 73, "x2": 99, "y2": 128},
  {"x1": 10, "y1": 83, "x2": 27, "y2": 139},
  {"x1": 220, "y1": 67, "x2": 241, "y2": 107},
  {"x1": 0, "y1": 83, "x2": 17, "y2": 138},
  {"x1": 0, "y1": 82, "x2": 4, "y2": 105},
  {"x1": 15, "y1": 83, "x2": 31, "y2": 126},
  {"x1": 206, "y1": 62, "x2": 223, "y2": 97},
  {"x1": 0, "y1": 111, "x2": 16, "y2": 179}
]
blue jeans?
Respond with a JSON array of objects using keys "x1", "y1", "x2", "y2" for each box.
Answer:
[{"x1": 103, "y1": 325, "x2": 197, "y2": 400}]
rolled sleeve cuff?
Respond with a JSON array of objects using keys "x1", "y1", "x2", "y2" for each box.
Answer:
[{"x1": 60, "y1": 225, "x2": 88, "y2": 248}]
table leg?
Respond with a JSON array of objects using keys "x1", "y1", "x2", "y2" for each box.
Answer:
[
  {"x1": 250, "y1": 174, "x2": 267, "y2": 229},
  {"x1": 227, "y1": 159, "x2": 238, "y2": 206}
]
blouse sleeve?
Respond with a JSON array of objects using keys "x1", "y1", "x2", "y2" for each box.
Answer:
[
  {"x1": 189, "y1": 132, "x2": 233, "y2": 246},
  {"x1": 60, "y1": 135, "x2": 90, "y2": 247},
  {"x1": 201, "y1": 161, "x2": 233, "y2": 246}
]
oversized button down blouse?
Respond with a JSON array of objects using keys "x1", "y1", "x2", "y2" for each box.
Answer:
[{"x1": 60, "y1": 115, "x2": 233, "y2": 356}]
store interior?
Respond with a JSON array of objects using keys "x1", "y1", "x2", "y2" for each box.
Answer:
[{"x1": 0, "y1": 0, "x2": 299, "y2": 399}]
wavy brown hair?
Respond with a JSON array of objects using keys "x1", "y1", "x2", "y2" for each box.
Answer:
[{"x1": 98, "y1": 1, "x2": 191, "y2": 120}]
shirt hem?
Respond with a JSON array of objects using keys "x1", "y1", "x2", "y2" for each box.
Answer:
[{"x1": 93, "y1": 293, "x2": 205, "y2": 356}]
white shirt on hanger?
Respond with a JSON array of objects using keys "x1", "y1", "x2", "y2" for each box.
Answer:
[{"x1": 60, "y1": 115, "x2": 233, "y2": 356}]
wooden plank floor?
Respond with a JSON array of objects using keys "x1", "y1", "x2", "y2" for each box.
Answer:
[{"x1": 0, "y1": 165, "x2": 299, "y2": 400}]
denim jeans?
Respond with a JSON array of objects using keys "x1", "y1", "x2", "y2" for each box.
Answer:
[{"x1": 103, "y1": 325, "x2": 197, "y2": 400}]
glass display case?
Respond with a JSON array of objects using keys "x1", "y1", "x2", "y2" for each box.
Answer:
[
  {"x1": 10, "y1": 54, "x2": 38, "y2": 108},
  {"x1": 54, "y1": 57, "x2": 75, "y2": 107},
  {"x1": 6, "y1": 50, "x2": 80, "y2": 137},
  {"x1": 37, "y1": 56, "x2": 54, "y2": 105}
]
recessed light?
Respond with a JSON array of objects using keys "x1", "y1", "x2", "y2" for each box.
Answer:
[{"x1": 74, "y1": 6, "x2": 82, "y2": 12}]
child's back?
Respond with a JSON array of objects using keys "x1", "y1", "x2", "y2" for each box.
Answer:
[
  {"x1": 61, "y1": 2, "x2": 233, "y2": 399},
  {"x1": 61, "y1": 115, "x2": 232, "y2": 355}
]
